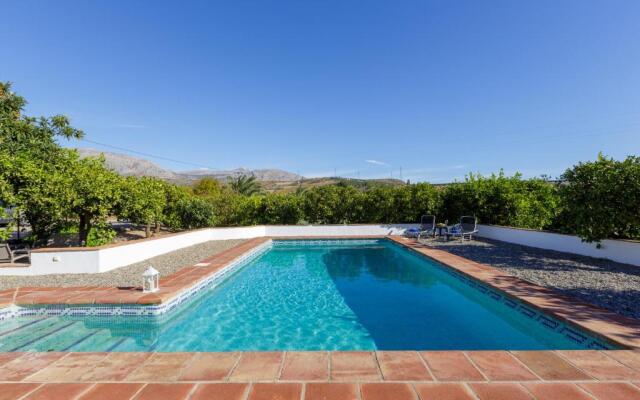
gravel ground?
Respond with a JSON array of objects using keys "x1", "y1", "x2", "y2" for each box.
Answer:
[
  {"x1": 0, "y1": 239, "x2": 246, "y2": 290},
  {"x1": 422, "y1": 237, "x2": 640, "y2": 320}
]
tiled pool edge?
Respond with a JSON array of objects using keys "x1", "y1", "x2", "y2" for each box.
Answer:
[
  {"x1": 0, "y1": 238, "x2": 272, "y2": 320},
  {"x1": 387, "y1": 236, "x2": 640, "y2": 350},
  {"x1": 1, "y1": 240, "x2": 272, "y2": 320}
]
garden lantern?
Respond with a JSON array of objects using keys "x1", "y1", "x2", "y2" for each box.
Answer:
[{"x1": 142, "y1": 266, "x2": 160, "y2": 293}]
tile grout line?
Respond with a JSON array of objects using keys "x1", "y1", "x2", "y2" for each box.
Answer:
[
  {"x1": 185, "y1": 382, "x2": 199, "y2": 400},
  {"x1": 414, "y1": 351, "x2": 436, "y2": 382},
  {"x1": 224, "y1": 352, "x2": 243, "y2": 382},
  {"x1": 372, "y1": 351, "x2": 384, "y2": 381},
  {"x1": 73, "y1": 382, "x2": 97, "y2": 400},
  {"x1": 19, "y1": 352, "x2": 73, "y2": 382},
  {"x1": 461, "y1": 352, "x2": 490, "y2": 382},
  {"x1": 504, "y1": 351, "x2": 545, "y2": 381},
  {"x1": 128, "y1": 383, "x2": 148, "y2": 400},
  {"x1": 242, "y1": 382, "x2": 253, "y2": 400},
  {"x1": 277, "y1": 351, "x2": 287, "y2": 381},
  {"x1": 461, "y1": 382, "x2": 481, "y2": 400},
  {"x1": 552, "y1": 351, "x2": 598, "y2": 381},
  {"x1": 15, "y1": 382, "x2": 45, "y2": 400}
]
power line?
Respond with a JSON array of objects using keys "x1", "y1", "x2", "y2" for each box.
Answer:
[{"x1": 79, "y1": 138, "x2": 218, "y2": 170}]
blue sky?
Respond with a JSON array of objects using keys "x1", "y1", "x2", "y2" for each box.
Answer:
[{"x1": 2, "y1": 0, "x2": 639, "y2": 182}]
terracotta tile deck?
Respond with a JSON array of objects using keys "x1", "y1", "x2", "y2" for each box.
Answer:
[
  {"x1": 0, "y1": 350, "x2": 637, "y2": 399},
  {"x1": 2, "y1": 236, "x2": 640, "y2": 398}
]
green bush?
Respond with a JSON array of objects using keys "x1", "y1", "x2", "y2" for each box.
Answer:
[
  {"x1": 440, "y1": 172, "x2": 558, "y2": 229},
  {"x1": 86, "y1": 222, "x2": 117, "y2": 247},
  {"x1": 174, "y1": 197, "x2": 216, "y2": 229},
  {"x1": 558, "y1": 154, "x2": 640, "y2": 242},
  {"x1": 262, "y1": 194, "x2": 302, "y2": 225}
]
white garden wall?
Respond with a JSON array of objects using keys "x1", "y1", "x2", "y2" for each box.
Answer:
[
  {"x1": 476, "y1": 224, "x2": 640, "y2": 266},
  {"x1": 4, "y1": 223, "x2": 639, "y2": 276}
]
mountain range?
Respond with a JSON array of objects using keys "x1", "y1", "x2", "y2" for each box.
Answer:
[{"x1": 76, "y1": 148, "x2": 304, "y2": 183}]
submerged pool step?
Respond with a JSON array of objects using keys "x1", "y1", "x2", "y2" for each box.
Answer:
[{"x1": 7, "y1": 321, "x2": 78, "y2": 351}]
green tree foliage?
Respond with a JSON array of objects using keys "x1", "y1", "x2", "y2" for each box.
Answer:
[
  {"x1": 559, "y1": 154, "x2": 640, "y2": 242},
  {"x1": 229, "y1": 175, "x2": 262, "y2": 196},
  {"x1": 118, "y1": 176, "x2": 167, "y2": 237},
  {"x1": 192, "y1": 177, "x2": 223, "y2": 196},
  {"x1": 439, "y1": 172, "x2": 558, "y2": 229},
  {"x1": 174, "y1": 197, "x2": 216, "y2": 229},
  {"x1": 68, "y1": 156, "x2": 122, "y2": 245}
]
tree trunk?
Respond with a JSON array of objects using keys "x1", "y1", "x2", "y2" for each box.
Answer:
[
  {"x1": 145, "y1": 223, "x2": 151, "y2": 238},
  {"x1": 155, "y1": 221, "x2": 161, "y2": 234},
  {"x1": 78, "y1": 214, "x2": 90, "y2": 246}
]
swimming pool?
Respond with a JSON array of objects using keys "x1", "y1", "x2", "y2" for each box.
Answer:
[{"x1": 0, "y1": 239, "x2": 615, "y2": 351}]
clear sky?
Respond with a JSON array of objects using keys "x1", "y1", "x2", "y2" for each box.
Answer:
[{"x1": 2, "y1": 0, "x2": 639, "y2": 182}]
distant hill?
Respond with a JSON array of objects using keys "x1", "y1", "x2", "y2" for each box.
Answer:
[
  {"x1": 76, "y1": 148, "x2": 303, "y2": 184},
  {"x1": 75, "y1": 148, "x2": 408, "y2": 191}
]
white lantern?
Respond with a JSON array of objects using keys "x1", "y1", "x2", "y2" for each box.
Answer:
[{"x1": 142, "y1": 266, "x2": 160, "y2": 293}]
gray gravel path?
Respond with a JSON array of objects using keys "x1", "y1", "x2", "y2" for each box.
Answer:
[
  {"x1": 0, "y1": 239, "x2": 246, "y2": 290},
  {"x1": 422, "y1": 237, "x2": 640, "y2": 320}
]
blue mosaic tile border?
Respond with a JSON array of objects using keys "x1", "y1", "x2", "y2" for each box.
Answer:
[
  {"x1": 274, "y1": 239, "x2": 381, "y2": 246},
  {"x1": 390, "y1": 240, "x2": 620, "y2": 350},
  {"x1": 0, "y1": 240, "x2": 273, "y2": 322}
]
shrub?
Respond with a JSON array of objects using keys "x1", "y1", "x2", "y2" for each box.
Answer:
[
  {"x1": 262, "y1": 194, "x2": 302, "y2": 225},
  {"x1": 558, "y1": 154, "x2": 640, "y2": 242},
  {"x1": 175, "y1": 197, "x2": 216, "y2": 229},
  {"x1": 439, "y1": 172, "x2": 558, "y2": 229},
  {"x1": 86, "y1": 222, "x2": 117, "y2": 247}
]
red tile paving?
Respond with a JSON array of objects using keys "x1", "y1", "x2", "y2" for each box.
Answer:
[
  {"x1": 178, "y1": 352, "x2": 239, "y2": 381},
  {"x1": 22, "y1": 383, "x2": 93, "y2": 400},
  {"x1": 1, "y1": 350, "x2": 640, "y2": 398},
  {"x1": 133, "y1": 383, "x2": 195, "y2": 400},
  {"x1": 0, "y1": 383, "x2": 40, "y2": 400},
  {"x1": 557, "y1": 350, "x2": 640, "y2": 380},
  {"x1": 523, "y1": 382, "x2": 593, "y2": 400},
  {"x1": 24, "y1": 353, "x2": 108, "y2": 382},
  {"x1": 605, "y1": 349, "x2": 640, "y2": 371},
  {"x1": 361, "y1": 383, "x2": 417, "y2": 400},
  {"x1": 78, "y1": 383, "x2": 145, "y2": 400},
  {"x1": 413, "y1": 383, "x2": 475, "y2": 400},
  {"x1": 80, "y1": 353, "x2": 152, "y2": 382},
  {"x1": 229, "y1": 352, "x2": 284, "y2": 382},
  {"x1": 247, "y1": 383, "x2": 302, "y2": 400},
  {"x1": 280, "y1": 352, "x2": 329, "y2": 381},
  {"x1": 377, "y1": 351, "x2": 432, "y2": 381},
  {"x1": 189, "y1": 383, "x2": 249, "y2": 400},
  {"x1": 330, "y1": 352, "x2": 381, "y2": 381},
  {"x1": 0, "y1": 352, "x2": 66, "y2": 381},
  {"x1": 467, "y1": 351, "x2": 538, "y2": 381},
  {"x1": 420, "y1": 351, "x2": 484, "y2": 381},
  {"x1": 305, "y1": 383, "x2": 358, "y2": 400},
  {"x1": 468, "y1": 383, "x2": 534, "y2": 400},
  {"x1": 511, "y1": 351, "x2": 591, "y2": 380},
  {"x1": 579, "y1": 382, "x2": 640, "y2": 400},
  {"x1": 126, "y1": 353, "x2": 195, "y2": 382}
]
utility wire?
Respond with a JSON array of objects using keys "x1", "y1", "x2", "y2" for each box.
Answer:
[{"x1": 79, "y1": 138, "x2": 218, "y2": 170}]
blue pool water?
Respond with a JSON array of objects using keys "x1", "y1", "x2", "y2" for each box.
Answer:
[{"x1": 0, "y1": 239, "x2": 613, "y2": 351}]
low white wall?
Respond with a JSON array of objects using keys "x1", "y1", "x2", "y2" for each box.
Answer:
[
  {"x1": 7, "y1": 224, "x2": 410, "y2": 276},
  {"x1": 477, "y1": 224, "x2": 640, "y2": 266},
  {"x1": 265, "y1": 224, "x2": 415, "y2": 237},
  {"x1": 24, "y1": 226, "x2": 266, "y2": 276},
  {"x1": 9, "y1": 223, "x2": 639, "y2": 276}
]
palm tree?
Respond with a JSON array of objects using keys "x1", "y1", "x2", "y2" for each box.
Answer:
[{"x1": 229, "y1": 175, "x2": 262, "y2": 196}]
